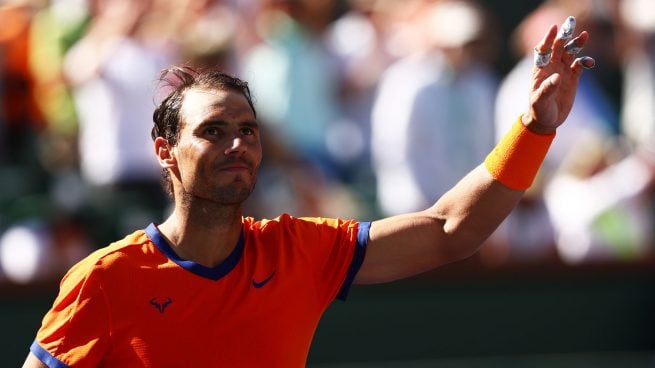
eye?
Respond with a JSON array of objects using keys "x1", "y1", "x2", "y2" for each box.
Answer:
[
  {"x1": 239, "y1": 127, "x2": 255, "y2": 136},
  {"x1": 205, "y1": 127, "x2": 220, "y2": 136}
]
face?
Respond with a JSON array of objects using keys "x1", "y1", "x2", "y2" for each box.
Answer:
[{"x1": 162, "y1": 87, "x2": 262, "y2": 205}]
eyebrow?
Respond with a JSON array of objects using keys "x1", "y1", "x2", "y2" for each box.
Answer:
[
  {"x1": 239, "y1": 120, "x2": 259, "y2": 129},
  {"x1": 197, "y1": 119, "x2": 259, "y2": 129}
]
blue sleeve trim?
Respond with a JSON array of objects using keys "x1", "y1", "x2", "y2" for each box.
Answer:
[
  {"x1": 30, "y1": 340, "x2": 70, "y2": 368},
  {"x1": 336, "y1": 221, "x2": 370, "y2": 301}
]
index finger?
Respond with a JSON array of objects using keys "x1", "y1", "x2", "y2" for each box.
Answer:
[
  {"x1": 533, "y1": 24, "x2": 558, "y2": 72},
  {"x1": 534, "y1": 24, "x2": 558, "y2": 54}
]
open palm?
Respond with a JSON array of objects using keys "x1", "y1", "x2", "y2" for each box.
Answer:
[{"x1": 524, "y1": 17, "x2": 595, "y2": 135}]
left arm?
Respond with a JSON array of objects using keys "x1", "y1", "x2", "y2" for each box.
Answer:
[{"x1": 355, "y1": 17, "x2": 595, "y2": 284}]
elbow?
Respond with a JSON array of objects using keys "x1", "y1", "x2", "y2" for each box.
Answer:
[
  {"x1": 440, "y1": 217, "x2": 485, "y2": 262},
  {"x1": 444, "y1": 241, "x2": 480, "y2": 264}
]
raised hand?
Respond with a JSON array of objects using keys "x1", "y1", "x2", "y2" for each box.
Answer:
[{"x1": 523, "y1": 16, "x2": 595, "y2": 135}]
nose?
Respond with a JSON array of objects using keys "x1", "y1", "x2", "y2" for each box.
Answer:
[{"x1": 224, "y1": 136, "x2": 246, "y2": 156}]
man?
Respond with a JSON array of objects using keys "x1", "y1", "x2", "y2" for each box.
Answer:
[{"x1": 24, "y1": 17, "x2": 594, "y2": 367}]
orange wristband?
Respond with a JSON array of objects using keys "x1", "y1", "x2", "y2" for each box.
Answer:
[{"x1": 484, "y1": 116, "x2": 555, "y2": 190}]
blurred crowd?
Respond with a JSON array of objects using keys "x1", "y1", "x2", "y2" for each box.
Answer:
[{"x1": 1, "y1": 0, "x2": 654, "y2": 285}]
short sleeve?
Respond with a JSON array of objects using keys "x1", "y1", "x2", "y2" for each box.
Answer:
[
  {"x1": 291, "y1": 217, "x2": 370, "y2": 304},
  {"x1": 335, "y1": 221, "x2": 370, "y2": 301},
  {"x1": 33, "y1": 260, "x2": 110, "y2": 368}
]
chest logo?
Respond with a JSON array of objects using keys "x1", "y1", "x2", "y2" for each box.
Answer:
[
  {"x1": 150, "y1": 297, "x2": 173, "y2": 313},
  {"x1": 252, "y1": 271, "x2": 276, "y2": 289}
]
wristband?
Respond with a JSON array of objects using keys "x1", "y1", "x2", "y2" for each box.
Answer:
[{"x1": 484, "y1": 116, "x2": 555, "y2": 190}]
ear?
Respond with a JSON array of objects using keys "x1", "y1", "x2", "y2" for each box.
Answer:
[{"x1": 154, "y1": 137, "x2": 177, "y2": 169}]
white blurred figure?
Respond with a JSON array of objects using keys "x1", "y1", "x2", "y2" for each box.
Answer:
[
  {"x1": 620, "y1": 0, "x2": 655, "y2": 150},
  {"x1": 371, "y1": 0, "x2": 499, "y2": 215},
  {"x1": 0, "y1": 221, "x2": 57, "y2": 284},
  {"x1": 324, "y1": 0, "x2": 398, "y2": 178},
  {"x1": 544, "y1": 142, "x2": 655, "y2": 263},
  {"x1": 61, "y1": 0, "x2": 177, "y2": 236},
  {"x1": 0, "y1": 218, "x2": 92, "y2": 284},
  {"x1": 63, "y1": 0, "x2": 173, "y2": 188}
]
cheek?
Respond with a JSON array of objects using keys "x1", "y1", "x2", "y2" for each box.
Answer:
[
  {"x1": 177, "y1": 144, "x2": 207, "y2": 177},
  {"x1": 250, "y1": 141, "x2": 263, "y2": 164}
]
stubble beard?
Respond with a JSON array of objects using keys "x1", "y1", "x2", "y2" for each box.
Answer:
[
  {"x1": 179, "y1": 172, "x2": 257, "y2": 209},
  {"x1": 176, "y1": 177, "x2": 255, "y2": 228},
  {"x1": 213, "y1": 175, "x2": 257, "y2": 205}
]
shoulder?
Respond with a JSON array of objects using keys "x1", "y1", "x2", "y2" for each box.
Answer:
[{"x1": 63, "y1": 228, "x2": 154, "y2": 281}]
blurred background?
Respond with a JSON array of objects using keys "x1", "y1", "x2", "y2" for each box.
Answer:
[{"x1": 1, "y1": 0, "x2": 655, "y2": 366}]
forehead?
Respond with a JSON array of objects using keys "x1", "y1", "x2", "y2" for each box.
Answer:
[{"x1": 179, "y1": 87, "x2": 254, "y2": 127}]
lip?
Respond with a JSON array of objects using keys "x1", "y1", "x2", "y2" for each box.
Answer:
[{"x1": 218, "y1": 163, "x2": 251, "y2": 172}]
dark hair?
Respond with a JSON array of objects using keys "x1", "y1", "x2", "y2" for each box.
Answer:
[{"x1": 151, "y1": 66, "x2": 257, "y2": 197}]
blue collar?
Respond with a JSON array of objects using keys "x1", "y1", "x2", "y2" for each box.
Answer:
[{"x1": 144, "y1": 223, "x2": 244, "y2": 281}]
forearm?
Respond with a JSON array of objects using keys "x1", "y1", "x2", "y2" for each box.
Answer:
[
  {"x1": 425, "y1": 116, "x2": 555, "y2": 257},
  {"x1": 357, "y1": 119, "x2": 552, "y2": 284},
  {"x1": 428, "y1": 164, "x2": 523, "y2": 257}
]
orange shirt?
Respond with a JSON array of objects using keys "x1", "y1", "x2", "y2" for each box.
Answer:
[{"x1": 31, "y1": 214, "x2": 370, "y2": 367}]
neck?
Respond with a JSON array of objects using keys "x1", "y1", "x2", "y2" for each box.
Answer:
[{"x1": 157, "y1": 196, "x2": 244, "y2": 268}]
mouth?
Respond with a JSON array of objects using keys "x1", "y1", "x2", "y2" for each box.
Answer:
[
  {"x1": 220, "y1": 166, "x2": 249, "y2": 173},
  {"x1": 217, "y1": 160, "x2": 252, "y2": 173}
]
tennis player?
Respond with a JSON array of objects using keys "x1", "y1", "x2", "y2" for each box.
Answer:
[{"x1": 23, "y1": 16, "x2": 594, "y2": 368}]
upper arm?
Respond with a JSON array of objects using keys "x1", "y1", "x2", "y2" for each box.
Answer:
[
  {"x1": 22, "y1": 352, "x2": 47, "y2": 368},
  {"x1": 354, "y1": 210, "x2": 450, "y2": 284},
  {"x1": 354, "y1": 164, "x2": 523, "y2": 284}
]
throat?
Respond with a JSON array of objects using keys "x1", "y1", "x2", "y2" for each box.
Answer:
[
  {"x1": 179, "y1": 192, "x2": 243, "y2": 228},
  {"x1": 177, "y1": 237, "x2": 239, "y2": 268},
  {"x1": 158, "y1": 207, "x2": 244, "y2": 268},
  {"x1": 162, "y1": 222, "x2": 242, "y2": 268}
]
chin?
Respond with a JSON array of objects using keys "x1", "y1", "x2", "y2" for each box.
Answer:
[{"x1": 213, "y1": 183, "x2": 254, "y2": 205}]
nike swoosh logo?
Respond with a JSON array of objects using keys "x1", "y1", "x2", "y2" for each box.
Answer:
[{"x1": 252, "y1": 271, "x2": 276, "y2": 288}]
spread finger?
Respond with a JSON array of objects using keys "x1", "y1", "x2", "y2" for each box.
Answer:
[{"x1": 552, "y1": 16, "x2": 576, "y2": 61}]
